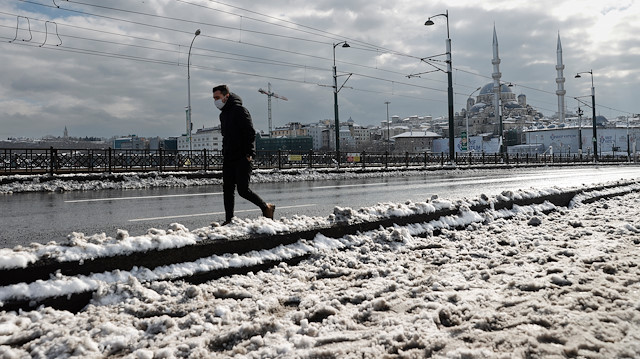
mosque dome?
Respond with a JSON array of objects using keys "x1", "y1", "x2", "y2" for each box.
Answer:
[
  {"x1": 503, "y1": 101, "x2": 522, "y2": 109},
  {"x1": 469, "y1": 102, "x2": 487, "y2": 114},
  {"x1": 479, "y1": 82, "x2": 513, "y2": 96}
]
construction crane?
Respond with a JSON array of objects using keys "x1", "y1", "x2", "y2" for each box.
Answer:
[{"x1": 258, "y1": 83, "x2": 288, "y2": 136}]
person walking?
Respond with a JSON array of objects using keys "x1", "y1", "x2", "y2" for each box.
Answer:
[{"x1": 212, "y1": 84, "x2": 275, "y2": 225}]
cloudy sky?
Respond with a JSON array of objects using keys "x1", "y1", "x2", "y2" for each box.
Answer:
[{"x1": 0, "y1": 0, "x2": 638, "y2": 140}]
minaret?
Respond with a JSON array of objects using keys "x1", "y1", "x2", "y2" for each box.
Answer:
[
  {"x1": 491, "y1": 25, "x2": 502, "y2": 136},
  {"x1": 555, "y1": 33, "x2": 566, "y2": 123}
]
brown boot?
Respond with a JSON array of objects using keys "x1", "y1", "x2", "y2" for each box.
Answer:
[{"x1": 262, "y1": 203, "x2": 276, "y2": 219}]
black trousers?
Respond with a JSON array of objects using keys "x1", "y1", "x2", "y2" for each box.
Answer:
[{"x1": 223, "y1": 159, "x2": 267, "y2": 221}]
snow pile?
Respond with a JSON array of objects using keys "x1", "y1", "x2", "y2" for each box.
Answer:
[
  {"x1": 569, "y1": 180, "x2": 640, "y2": 207},
  {"x1": 0, "y1": 250, "x2": 37, "y2": 270},
  {"x1": 0, "y1": 172, "x2": 224, "y2": 194},
  {"x1": 328, "y1": 198, "x2": 451, "y2": 225},
  {"x1": 0, "y1": 196, "x2": 494, "y2": 305},
  {"x1": 0, "y1": 239, "x2": 323, "y2": 304}
]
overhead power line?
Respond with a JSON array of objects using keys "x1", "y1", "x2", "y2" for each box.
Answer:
[
  {"x1": 7, "y1": 3, "x2": 434, "y2": 83},
  {"x1": 4, "y1": 1, "x2": 495, "y2": 94},
  {"x1": 175, "y1": 0, "x2": 419, "y2": 57},
  {"x1": 0, "y1": 33, "x2": 453, "y2": 101}
]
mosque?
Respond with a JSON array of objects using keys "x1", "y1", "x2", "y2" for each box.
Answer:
[
  {"x1": 455, "y1": 26, "x2": 545, "y2": 138},
  {"x1": 458, "y1": 82, "x2": 542, "y2": 136},
  {"x1": 442, "y1": 28, "x2": 636, "y2": 158}
]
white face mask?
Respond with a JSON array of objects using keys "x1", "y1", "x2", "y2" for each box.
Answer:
[{"x1": 214, "y1": 98, "x2": 225, "y2": 110}]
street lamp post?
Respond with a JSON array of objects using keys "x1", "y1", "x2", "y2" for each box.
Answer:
[
  {"x1": 333, "y1": 41, "x2": 350, "y2": 167},
  {"x1": 425, "y1": 10, "x2": 455, "y2": 164},
  {"x1": 633, "y1": 114, "x2": 640, "y2": 162},
  {"x1": 385, "y1": 101, "x2": 391, "y2": 153},
  {"x1": 187, "y1": 29, "x2": 201, "y2": 152},
  {"x1": 577, "y1": 107, "x2": 583, "y2": 154},
  {"x1": 627, "y1": 116, "x2": 631, "y2": 161},
  {"x1": 575, "y1": 70, "x2": 597, "y2": 161},
  {"x1": 465, "y1": 87, "x2": 481, "y2": 153}
]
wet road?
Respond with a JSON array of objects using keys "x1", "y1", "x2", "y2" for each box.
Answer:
[{"x1": 3, "y1": 165, "x2": 640, "y2": 248}]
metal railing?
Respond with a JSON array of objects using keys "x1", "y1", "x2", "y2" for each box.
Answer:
[{"x1": 1, "y1": 147, "x2": 635, "y2": 175}]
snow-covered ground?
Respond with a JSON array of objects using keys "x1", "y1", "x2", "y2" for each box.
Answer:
[{"x1": 1, "y1": 174, "x2": 640, "y2": 358}]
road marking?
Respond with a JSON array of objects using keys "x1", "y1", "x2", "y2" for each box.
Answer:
[
  {"x1": 312, "y1": 182, "x2": 387, "y2": 189},
  {"x1": 66, "y1": 182, "x2": 398, "y2": 203},
  {"x1": 65, "y1": 192, "x2": 223, "y2": 203},
  {"x1": 66, "y1": 178, "x2": 475, "y2": 203},
  {"x1": 65, "y1": 172, "x2": 591, "y2": 204},
  {"x1": 128, "y1": 204, "x2": 316, "y2": 222},
  {"x1": 66, "y1": 178, "x2": 480, "y2": 203},
  {"x1": 310, "y1": 177, "x2": 491, "y2": 189}
]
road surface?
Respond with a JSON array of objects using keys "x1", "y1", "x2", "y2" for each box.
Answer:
[{"x1": 2, "y1": 166, "x2": 640, "y2": 248}]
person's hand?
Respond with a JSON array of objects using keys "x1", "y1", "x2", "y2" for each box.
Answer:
[{"x1": 246, "y1": 155, "x2": 253, "y2": 162}]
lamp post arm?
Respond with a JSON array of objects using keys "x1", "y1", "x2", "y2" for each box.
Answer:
[{"x1": 188, "y1": 39, "x2": 196, "y2": 79}]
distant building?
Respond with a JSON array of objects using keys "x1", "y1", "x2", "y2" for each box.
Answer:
[
  {"x1": 113, "y1": 135, "x2": 146, "y2": 150},
  {"x1": 112, "y1": 136, "x2": 180, "y2": 151},
  {"x1": 149, "y1": 137, "x2": 178, "y2": 151},
  {"x1": 272, "y1": 122, "x2": 307, "y2": 137},
  {"x1": 351, "y1": 125, "x2": 376, "y2": 149},
  {"x1": 306, "y1": 123, "x2": 327, "y2": 150},
  {"x1": 255, "y1": 133, "x2": 312, "y2": 152},
  {"x1": 392, "y1": 130, "x2": 441, "y2": 153},
  {"x1": 523, "y1": 125, "x2": 639, "y2": 156},
  {"x1": 178, "y1": 127, "x2": 222, "y2": 151},
  {"x1": 339, "y1": 126, "x2": 356, "y2": 151},
  {"x1": 162, "y1": 137, "x2": 178, "y2": 151}
]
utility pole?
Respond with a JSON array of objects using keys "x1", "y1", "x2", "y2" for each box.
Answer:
[
  {"x1": 385, "y1": 101, "x2": 391, "y2": 153},
  {"x1": 186, "y1": 29, "x2": 200, "y2": 151},
  {"x1": 577, "y1": 107, "x2": 583, "y2": 154}
]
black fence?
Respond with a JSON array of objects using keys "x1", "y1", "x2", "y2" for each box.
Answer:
[{"x1": 1, "y1": 147, "x2": 635, "y2": 175}]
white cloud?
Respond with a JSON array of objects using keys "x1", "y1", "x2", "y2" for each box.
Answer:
[{"x1": 0, "y1": 0, "x2": 638, "y2": 140}]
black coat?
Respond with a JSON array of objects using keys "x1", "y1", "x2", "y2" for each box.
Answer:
[{"x1": 219, "y1": 93, "x2": 256, "y2": 161}]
